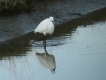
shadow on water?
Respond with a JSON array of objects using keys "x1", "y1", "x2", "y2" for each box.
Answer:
[{"x1": 0, "y1": 7, "x2": 106, "y2": 59}]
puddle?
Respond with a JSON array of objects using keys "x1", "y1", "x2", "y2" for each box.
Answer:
[{"x1": 0, "y1": 17, "x2": 106, "y2": 80}]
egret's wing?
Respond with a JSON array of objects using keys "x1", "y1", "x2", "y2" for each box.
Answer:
[{"x1": 34, "y1": 19, "x2": 49, "y2": 33}]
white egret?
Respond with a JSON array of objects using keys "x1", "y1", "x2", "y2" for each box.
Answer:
[{"x1": 34, "y1": 16, "x2": 55, "y2": 50}]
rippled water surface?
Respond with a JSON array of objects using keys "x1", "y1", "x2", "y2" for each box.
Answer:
[{"x1": 0, "y1": 17, "x2": 106, "y2": 80}]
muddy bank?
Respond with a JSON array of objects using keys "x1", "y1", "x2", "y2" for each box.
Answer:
[
  {"x1": 0, "y1": 0, "x2": 106, "y2": 43},
  {"x1": 0, "y1": 6, "x2": 106, "y2": 48}
]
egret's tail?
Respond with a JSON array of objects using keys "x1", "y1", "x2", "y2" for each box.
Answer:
[{"x1": 34, "y1": 29, "x2": 37, "y2": 34}]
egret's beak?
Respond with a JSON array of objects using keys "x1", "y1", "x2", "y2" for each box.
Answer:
[{"x1": 52, "y1": 20, "x2": 55, "y2": 25}]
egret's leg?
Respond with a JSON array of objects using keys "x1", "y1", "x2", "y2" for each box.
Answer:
[{"x1": 43, "y1": 36, "x2": 46, "y2": 52}]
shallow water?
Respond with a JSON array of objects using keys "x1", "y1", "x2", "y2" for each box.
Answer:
[{"x1": 0, "y1": 18, "x2": 106, "y2": 80}]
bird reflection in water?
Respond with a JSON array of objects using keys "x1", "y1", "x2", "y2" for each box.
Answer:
[{"x1": 36, "y1": 50, "x2": 56, "y2": 74}]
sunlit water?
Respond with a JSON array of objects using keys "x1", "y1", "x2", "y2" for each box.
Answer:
[{"x1": 0, "y1": 20, "x2": 106, "y2": 80}]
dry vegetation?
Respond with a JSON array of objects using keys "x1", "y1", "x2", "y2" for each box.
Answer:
[{"x1": 0, "y1": 0, "x2": 36, "y2": 14}]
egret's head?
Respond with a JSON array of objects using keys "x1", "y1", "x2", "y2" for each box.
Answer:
[
  {"x1": 49, "y1": 16, "x2": 55, "y2": 25},
  {"x1": 49, "y1": 16, "x2": 54, "y2": 21}
]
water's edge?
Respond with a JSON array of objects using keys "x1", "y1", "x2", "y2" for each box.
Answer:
[{"x1": 0, "y1": 0, "x2": 106, "y2": 43}]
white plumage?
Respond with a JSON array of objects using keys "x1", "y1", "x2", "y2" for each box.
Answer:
[
  {"x1": 34, "y1": 16, "x2": 55, "y2": 51},
  {"x1": 34, "y1": 16, "x2": 55, "y2": 36}
]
